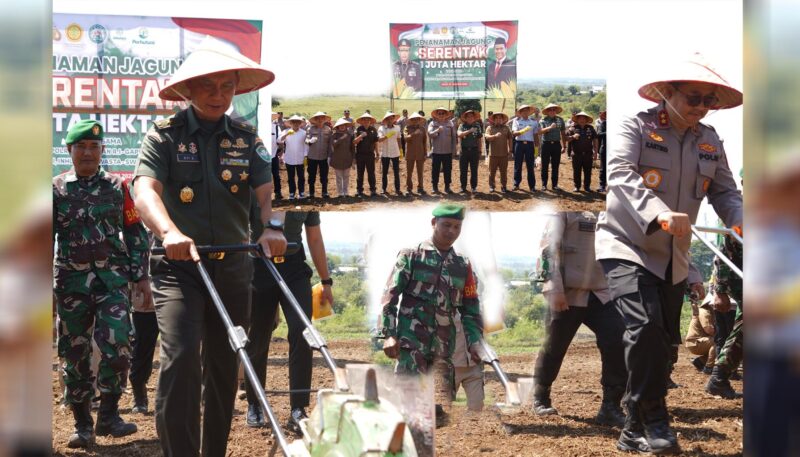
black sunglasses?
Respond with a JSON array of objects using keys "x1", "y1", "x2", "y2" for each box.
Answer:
[{"x1": 676, "y1": 88, "x2": 719, "y2": 108}]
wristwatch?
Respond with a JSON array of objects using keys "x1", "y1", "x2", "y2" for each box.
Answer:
[
  {"x1": 321, "y1": 278, "x2": 333, "y2": 286},
  {"x1": 264, "y1": 218, "x2": 284, "y2": 232}
]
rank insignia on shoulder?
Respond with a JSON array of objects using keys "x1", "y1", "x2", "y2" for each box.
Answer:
[
  {"x1": 178, "y1": 143, "x2": 187, "y2": 152},
  {"x1": 698, "y1": 143, "x2": 717, "y2": 153},
  {"x1": 657, "y1": 110, "x2": 670, "y2": 127},
  {"x1": 230, "y1": 184, "x2": 239, "y2": 194},
  {"x1": 220, "y1": 138, "x2": 232, "y2": 148},
  {"x1": 648, "y1": 132, "x2": 664, "y2": 142},
  {"x1": 189, "y1": 142, "x2": 198, "y2": 154},
  {"x1": 180, "y1": 186, "x2": 194, "y2": 203},
  {"x1": 221, "y1": 169, "x2": 232, "y2": 181}
]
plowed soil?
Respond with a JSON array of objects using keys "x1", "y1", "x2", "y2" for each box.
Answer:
[{"x1": 52, "y1": 341, "x2": 742, "y2": 456}]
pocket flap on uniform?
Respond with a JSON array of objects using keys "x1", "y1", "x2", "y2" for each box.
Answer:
[{"x1": 639, "y1": 150, "x2": 671, "y2": 170}]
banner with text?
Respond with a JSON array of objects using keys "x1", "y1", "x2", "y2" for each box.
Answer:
[
  {"x1": 389, "y1": 21, "x2": 517, "y2": 100},
  {"x1": 52, "y1": 14, "x2": 263, "y2": 178}
]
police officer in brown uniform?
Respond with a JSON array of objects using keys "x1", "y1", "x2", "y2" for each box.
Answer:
[
  {"x1": 132, "y1": 48, "x2": 288, "y2": 457},
  {"x1": 533, "y1": 211, "x2": 626, "y2": 427},
  {"x1": 566, "y1": 111, "x2": 598, "y2": 192},
  {"x1": 595, "y1": 57, "x2": 742, "y2": 454}
]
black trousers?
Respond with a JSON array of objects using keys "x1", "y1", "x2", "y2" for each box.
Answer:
[
  {"x1": 599, "y1": 146, "x2": 607, "y2": 189},
  {"x1": 271, "y1": 157, "x2": 282, "y2": 197},
  {"x1": 381, "y1": 157, "x2": 401, "y2": 192},
  {"x1": 307, "y1": 158, "x2": 329, "y2": 196},
  {"x1": 571, "y1": 151, "x2": 593, "y2": 190},
  {"x1": 714, "y1": 309, "x2": 736, "y2": 358},
  {"x1": 129, "y1": 311, "x2": 159, "y2": 388},
  {"x1": 286, "y1": 164, "x2": 305, "y2": 195},
  {"x1": 356, "y1": 155, "x2": 376, "y2": 193},
  {"x1": 540, "y1": 141, "x2": 562, "y2": 188},
  {"x1": 600, "y1": 259, "x2": 685, "y2": 403},
  {"x1": 459, "y1": 146, "x2": 480, "y2": 190},
  {"x1": 245, "y1": 260, "x2": 313, "y2": 410},
  {"x1": 431, "y1": 153, "x2": 453, "y2": 190},
  {"x1": 534, "y1": 293, "x2": 626, "y2": 391},
  {"x1": 513, "y1": 141, "x2": 535, "y2": 189},
  {"x1": 151, "y1": 253, "x2": 252, "y2": 457}
]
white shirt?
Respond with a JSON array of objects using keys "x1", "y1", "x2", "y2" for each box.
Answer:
[
  {"x1": 279, "y1": 127, "x2": 307, "y2": 165},
  {"x1": 378, "y1": 125, "x2": 401, "y2": 158}
]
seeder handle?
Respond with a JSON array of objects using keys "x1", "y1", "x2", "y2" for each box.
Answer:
[{"x1": 151, "y1": 242, "x2": 300, "y2": 256}]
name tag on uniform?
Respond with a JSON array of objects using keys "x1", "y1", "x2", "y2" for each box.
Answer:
[
  {"x1": 220, "y1": 158, "x2": 249, "y2": 167},
  {"x1": 177, "y1": 153, "x2": 200, "y2": 163},
  {"x1": 645, "y1": 142, "x2": 668, "y2": 153},
  {"x1": 579, "y1": 222, "x2": 596, "y2": 232}
]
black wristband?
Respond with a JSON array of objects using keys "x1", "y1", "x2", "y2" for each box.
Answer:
[{"x1": 321, "y1": 278, "x2": 333, "y2": 286}]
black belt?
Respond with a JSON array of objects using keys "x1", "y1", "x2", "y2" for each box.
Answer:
[
  {"x1": 544, "y1": 140, "x2": 560, "y2": 144},
  {"x1": 517, "y1": 141, "x2": 531, "y2": 145}
]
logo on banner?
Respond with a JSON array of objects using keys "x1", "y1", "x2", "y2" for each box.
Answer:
[
  {"x1": 52, "y1": 27, "x2": 61, "y2": 41},
  {"x1": 66, "y1": 23, "x2": 83, "y2": 42},
  {"x1": 89, "y1": 24, "x2": 108, "y2": 44},
  {"x1": 138, "y1": 27, "x2": 149, "y2": 39}
]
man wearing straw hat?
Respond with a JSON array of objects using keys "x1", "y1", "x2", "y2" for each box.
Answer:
[
  {"x1": 485, "y1": 112, "x2": 513, "y2": 192},
  {"x1": 539, "y1": 103, "x2": 567, "y2": 190},
  {"x1": 511, "y1": 104, "x2": 540, "y2": 192},
  {"x1": 457, "y1": 109, "x2": 484, "y2": 194},
  {"x1": 428, "y1": 107, "x2": 458, "y2": 194},
  {"x1": 354, "y1": 112, "x2": 379, "y2": 197},
  {"x1": 595, "y1": 55, "x2": 742, "y2": 454},
  {"x1": 270, "y1": 111, "x2": 284, "y2": 199},
  {"x1": 377, "y1": 111, "x2": 403, "y2": 196},
  {"x1": 403, "y1": 112, "x2": 428, "y2": 195},
  {"x1": 306, "y1": 111, "x2": 333, "y2": 198},
  {"x1": 565, "y1": 111, "x2": 599, "y2": 192},
  {"x1": 133, "y1": 47, "x2": 287, "y2": 457},
  {"x1": 279, "y1": 115, "x2": 309, "y2": 199}
]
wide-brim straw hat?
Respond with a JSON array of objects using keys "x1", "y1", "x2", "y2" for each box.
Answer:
[
  {"x1": 516, "y1": 104, "x2": 534, "y2": 115},
  {"x1": 333, "y1": 118, "x2": 353, "y2": 129},
  {"x1": 382, "y1": 111, "x2": 398, "y2": 123},
  {"x1": 460, "y1": 110, "x2": 479, "y2": 122},
  {"x1": 542, "y1": 103, "x2": 563, "y2": 115},
  {"x1": 407, "y1": 112, "x2": 425, "y2": 123},
  {"x1": 356, "y1": 113, "x2": 376, "y2": 125},
  {"x1": 638, "y1": 55, "x2": 742, "y2": 110},
  {"x1": 310, "y1": 111, "x2": 331, "y2": 123},
  {"x1": 490, "y1": 112, "x2": 509, "y2": 123},
  {"x1": 287, "y1": 114, "x2": 304, "y2": 122},
  {"x1": 432, "y1": 107, "x2": 449, "y2": 117},
  {"x1": 571, "y1": 111, "x2": 594, "y2": 123},
  {"x1": 159, "y1": 47, "x2": 275, "y2": 102}
]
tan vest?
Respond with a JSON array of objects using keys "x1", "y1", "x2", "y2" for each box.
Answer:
[{"x1": 561, "y1": 211, "x2": 607, "y2": 291}]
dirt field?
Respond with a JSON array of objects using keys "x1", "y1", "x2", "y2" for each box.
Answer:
[
  {"x1": 271, "y1": 156, "x2": 607, "y2": 212},
  {"x1": 52, "y1": 340, "x2": 742, "y2": 456}
]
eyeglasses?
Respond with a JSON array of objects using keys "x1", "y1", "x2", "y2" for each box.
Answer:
[{"x1": 676, "y1": 88, "x2": 719, "y2": 108}]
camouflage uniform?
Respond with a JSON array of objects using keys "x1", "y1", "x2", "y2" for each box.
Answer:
[
  {"x1": 53, "y1": 168, "x2": 149, "y2": 404},
  {"x1": 713, "y1": 233, "x2": 743, "y2": 372},
  {"x1": 381, "y1": 239, "x2": 483, "y2": 403}
]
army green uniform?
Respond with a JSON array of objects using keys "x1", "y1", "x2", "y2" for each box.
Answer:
[
  {"x1": 53, "y1": 167, "x2": 149, "y2": 404},
  {"x1": 380, "y1": 239, "x2": 483, "y2": 404},
  {"x1": 134, "y1": 106, "x2": 271, "y2": 457},
  {"x1": 713, "y1": 234, "x2": 743, "y2": 372}
]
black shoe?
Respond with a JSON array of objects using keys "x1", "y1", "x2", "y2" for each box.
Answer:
[
  {"x1": 246, "y1": 403, "x2": 266, "y2": 428},
  {"x1": 357, "y1": 192, "x2": 365, "y2": 198},
  {"x1": 431, "y1": 187, "x2": 440, "y2": 195},
  {"x1": 552, "y1": 185, "x2": 560, "y2": 191},
  {"x1": 418, "y1": 188, "x2": 426, "y2": 195},
  {"x1": 396, "y1": 190, "x2": 404, "y2": 197},
  {"x1": 640, "y1": 399, "x2": 679, "y2": 454},
  {"x1": 730, "y1": 371, "x2": 742, "y2": 381},
  {"x1": 370, "y1": 190, "x2": 377, "y2": 197},
  {"x1": 691, "y1": 356, "x2": 707, "y2": 372},
  {"x1": 131, "y1": 382, "x2": 148, "y2": 414},
  {"x1": 435, "y1": 404, "x2": 449, "y2": 428},
  {"x1": 512, "y1": 185, "x2": 520, "y2": 191},
  {"x1": 95, "y1": 393, "x2": 137, "y2": 438},
  {"x1": 532, "y1": 385, "x2": 558, "y2": 416},
  {"x1": 703, "y1": 366, "x2": 714, "y2": 375},
  {"x1": 617, "y1": 400, "x2": 650, "y2": 453},
  {"x1": 445, "y1": 187, "x2": 454, "y2": 194},
  {"x1": 573, "y1": 187, "x2": 581, "y2": 192},
  {"x1": 68, "y1": 399, "x2": 95, "y2": 448},
  {"x1": 308, "y1": 192, "x2": 315, "y2": 199},
  {"x1": 584, "y1": 187, "x2": 591, "y2": 192},
  {"x1": 459, "y1": 188, "x2": 468, "y2": 194},
  {"x1": 530, "y1": 186, "x2": 537, "y2": 192},
  {"x1": 501, "y1": 187, "x2": 508, "y2": 193},
  {"x1": 286, "y1": 408, "x2": 308, "y2": 435},
  {"x1": 322, "y1": 192, "x2": 330, "y2": 198},
  {"x1": 706, "y1": 366, "x2": 741, "y2": 399},
  {"x1": 274, "y1": 193, "x2": 283, "y2": 200},
  {"x1": 596, "y1": 400, "x2": 626, "y2": 428},
  {"x1": 471, "y1": 187, "x2": 477, "y2": 193}
]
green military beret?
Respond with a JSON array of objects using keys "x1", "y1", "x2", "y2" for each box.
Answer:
[
  {"x1": 66, "y1": 119, "x2": 103, "y2": 145},
  {"x1": 432, "y1": 203, "x2": 466, "y2": 220}
]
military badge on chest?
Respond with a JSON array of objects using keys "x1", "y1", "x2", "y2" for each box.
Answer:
[{"x1": 698, "y1": 143, "x2": 719, "y2": 161}]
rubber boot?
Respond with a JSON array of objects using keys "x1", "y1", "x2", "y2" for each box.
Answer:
[
  {"x1": 705, "y1": 366, "x2": 741, "y2": 399},
  {"x1": 616, "y1": 400, "x2": 650, "y2": 453},
  {"x1": 532, "y1": 384, "x2": 557, "y2": 416},
  {"x1": 130, "y1": 381, "x2": 148, "y2": 414},
  {"x1": 639, "y1": 398, "x2": 679, "y2": 454},
  {"x1": 596, "y1": 386, "x2": 625, "y2": 427},
  {"x1": 95, "y1": 393, "x2": 138, "y2": 437},
  {"x1": 67, "y1": 399, "x2": 95, "y2": 448}
]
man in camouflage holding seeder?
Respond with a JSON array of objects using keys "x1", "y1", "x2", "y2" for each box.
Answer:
[
  {"x1": 380, "y1": 203, "x2": 484, "y2": 422},
  {"x1": 53, "y1": 120, "x2": 152, "y2": 448}
]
